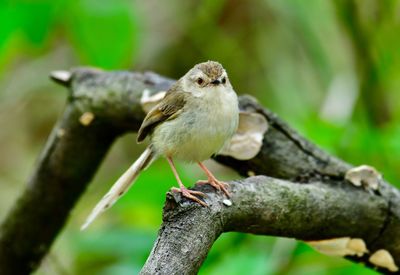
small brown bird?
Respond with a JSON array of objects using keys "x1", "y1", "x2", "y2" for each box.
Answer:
[{"x1": 82, "y1": 61, "x2": 239, "y2": 230}]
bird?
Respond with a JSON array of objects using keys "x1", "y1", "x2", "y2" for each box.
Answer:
[{"x1": 81, "y1": 61, "x2": 239, "y2": 230}]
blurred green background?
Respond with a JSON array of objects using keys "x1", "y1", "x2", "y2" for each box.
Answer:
[{"x1": 1, "y1": 0, "x2": 399, "y2": 274}]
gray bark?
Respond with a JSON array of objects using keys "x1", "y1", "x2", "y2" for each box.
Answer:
[
  {"x1": 0, "y1": 68, "x2": 399, "y2": 274},
  {"x1": 141, "y1": 177, "x2": 388, "y2": 274}
]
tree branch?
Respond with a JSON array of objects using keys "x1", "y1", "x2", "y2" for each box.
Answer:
[
  {"x1": 0, "y1": 68, "x2": 399, "y2": 274},
  {"x1": 141, "y1": 177, "x2": 387, "y2": 274}
]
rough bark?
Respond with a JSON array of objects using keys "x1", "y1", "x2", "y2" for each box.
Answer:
[
  {"x1": 141, "y1": 177, "x2": 387, "y2": 274},
  {"x1": 0, "y1": 68, "x2": 399, "y2": 274}
]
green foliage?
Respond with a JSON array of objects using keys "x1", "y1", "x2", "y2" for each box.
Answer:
[
  {"x1": 71, "y1": 228, "x2": 155, "y2": 275},
  {"x1": 0, "y1": 0, "x2": 139, "y2": 70},
  {"x1": 0, "y1": 0, "x2": 397, "y2": 274},
  {"x1": 65, "y1": 0, "x2": 139, "y2": 68}
]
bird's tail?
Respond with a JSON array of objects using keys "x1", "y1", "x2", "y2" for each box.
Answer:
[{"x1": 81, "y1": 146, "x2": 156, "y2": 230}]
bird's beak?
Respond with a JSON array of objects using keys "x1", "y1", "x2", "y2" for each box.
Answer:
[{"x1": 211, "y1": 79, "x2": 221, "y2": 85}]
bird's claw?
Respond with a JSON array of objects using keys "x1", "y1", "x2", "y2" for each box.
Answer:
[
  {"x1": 196, "y1": 179, "x2": 230, "y2": 198},
  {"x1": 171, "y1": 187, "x2": 208, "y2": 207}
]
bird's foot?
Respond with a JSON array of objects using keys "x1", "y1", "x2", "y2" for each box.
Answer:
[
  {"x1": 196, "y1": 178, "x2": 230, "y2": 198},
  {"x1": 171, "y1": 187, "x2": 207, "y2": 207}
]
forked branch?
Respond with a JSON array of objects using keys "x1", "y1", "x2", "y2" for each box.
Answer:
[{"x1": 0, "y1": 68, "x2": 399, "y2": 274}]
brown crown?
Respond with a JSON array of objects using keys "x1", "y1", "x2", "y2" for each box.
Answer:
[{"x1": 195, "y1": 61, "x2": 224, "y2": 80}]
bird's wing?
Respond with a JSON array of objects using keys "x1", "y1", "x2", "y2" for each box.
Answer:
[{"x1": 137, "y1": 86, "x2": 187, "y2": 142}]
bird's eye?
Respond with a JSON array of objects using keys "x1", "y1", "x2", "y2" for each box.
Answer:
[
  {"x1": 222, "y1": 77, "x2": 226, "y2": 84},
  {"x1": 197, "y1": 78, "x2": 204, "y2": 85}
]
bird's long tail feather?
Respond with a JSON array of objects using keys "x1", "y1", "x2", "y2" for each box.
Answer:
[{"x1": 81, "y1": 146, "x2": 156, "y2": 230}]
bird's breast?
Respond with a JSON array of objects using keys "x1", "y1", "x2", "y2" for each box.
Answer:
[{"x1": 152, "y1": 89, "x2": 239, "y2": 162}]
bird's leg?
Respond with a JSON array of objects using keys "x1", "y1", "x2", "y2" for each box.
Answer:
[
  {"x1": 196, "y1": 162, "x2": 230, "y2": 197},
  {"x1": 167, "y1": 157, "x2": 207, "y2": 207}
]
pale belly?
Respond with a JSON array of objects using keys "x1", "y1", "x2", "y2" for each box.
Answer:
[{"x1": 151, "y1": 91, "x2": 239, "y2": 162}]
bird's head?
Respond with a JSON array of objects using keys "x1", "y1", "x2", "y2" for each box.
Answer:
[{"x1": 182, "y1": 61, "x2": 232, "y2": 95}]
